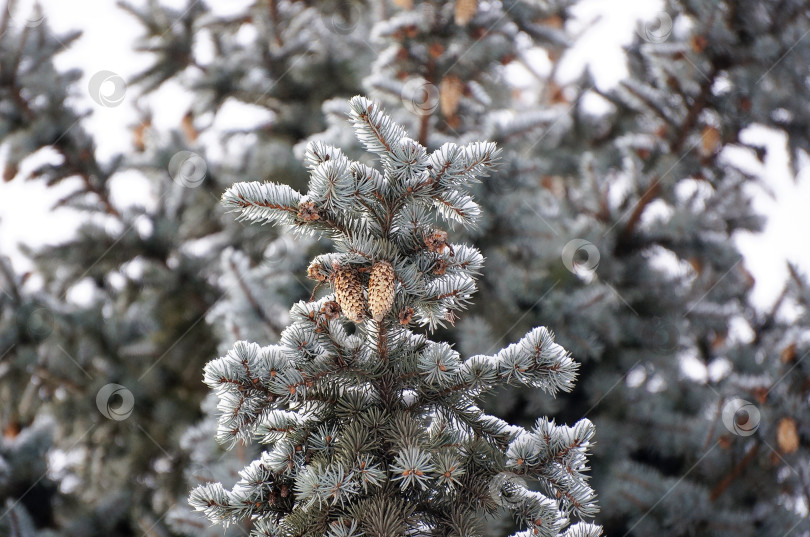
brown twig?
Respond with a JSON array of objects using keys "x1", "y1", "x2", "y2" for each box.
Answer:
[
  {"x1": 377, "y1": 319, "x2": 389, "y2": 363},
  {"x1": 269, "y1": 0, "x2": 283, "y2": 47},
  {"x1": 229, "y1": 257, "x2": 286, "y2": 335},
  {"x1": 418, "y1": 110, "x2": 430, "y2": 148},
  {"x1": 671, "y1": 66, "x2": 718, "y2": 154},
  {"x1": 418, "y1": 61, "x2": 435, "y2": 147},
  {"x1": 710, "y1": 442, "x2": 759, "y2": 502},
  {"x1": 621, "y1": 180, "x2": 661, "y2": 240},
  {"x1": 703, "y1": 397, "x2": 725, "y2": 450},
  {"x1": 5, "y1": 67, "x2": 121, "y2": 217},
  {"x1": 618, "y1": 67, "x2": 718, "y2": 245}
]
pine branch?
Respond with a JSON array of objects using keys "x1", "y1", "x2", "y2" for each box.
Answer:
[
  {"x1": 222, "y1": 181, "x2": 302, "y2": 227},
  {"x1": 228, "y1": 257, "x2": 287, "y2": 336},
  {"x1": 348, "y1": 95, "x2": 407, "y2": 155},
  {"x1": 709, "y1": 442, "x2": 759, "y2": 502}
]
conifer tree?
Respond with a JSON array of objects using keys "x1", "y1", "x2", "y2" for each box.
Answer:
[{"x1": 189, "y1": 96, "x2": 601, "y2": 537}]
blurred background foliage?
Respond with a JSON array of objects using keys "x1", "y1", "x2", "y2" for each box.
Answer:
[{"x1": 0, "y1": 1, "x2": 808, "y2": 536}]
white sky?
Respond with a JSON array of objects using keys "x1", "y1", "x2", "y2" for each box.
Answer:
[{"x1": 0, "y1": 0, "x2": 808, "y2": 310}]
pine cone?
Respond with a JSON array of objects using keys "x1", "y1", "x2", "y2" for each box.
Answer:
[
  {"x1": 433, "y1": 259, "x2": 448, "y2": 275},
  {"x1": 307, "y1": 260, "x2": 328, "y2": 282},
  {"x1": 425, "y1": 229, "x2": 449, "y2": 253},
  {"x1": 320, "y1": 301, "x2": 341, "y2": 321},
  {"x1": 454, "y1": 0, "x2": 477, "y2": 25},
  {"x1": 333, "y1": 266, "x2": 366, "y2": 323},
  {"x1": 777, "y1": 417, "x2": 799, "y2": 454},
  {"x1": 368, "y1": 261, "x2": 396, "y2": 322},
  {"x1": 297, "y1": 199, "x2": 320, "y2": 221},
  {"x1": 398, "y1": 307, "x2": 414, "y2": 325},
  {"x1": 440, "y1": 75, "x2": 464, "y2": 119}
]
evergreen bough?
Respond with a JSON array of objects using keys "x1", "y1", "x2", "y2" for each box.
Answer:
[{"x1": 189, "y1": 97, "x2": 601, "y2": 537}]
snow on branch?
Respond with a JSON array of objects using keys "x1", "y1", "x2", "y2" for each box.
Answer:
[
  {"x1": 222, "y1": 181, "x2": 302, "y2": 228},
  {"x1": 348, "y1": 95, "x2": 407, "y2": 156}
]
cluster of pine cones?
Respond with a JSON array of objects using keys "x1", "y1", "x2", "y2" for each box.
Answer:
[{"x1": 310, "y1": 261, "x2": 397, "y2": 323}]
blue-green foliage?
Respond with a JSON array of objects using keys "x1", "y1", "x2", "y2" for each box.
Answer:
[{"x1": 189, "y1": 97, "x2": 601, "y2": 537}]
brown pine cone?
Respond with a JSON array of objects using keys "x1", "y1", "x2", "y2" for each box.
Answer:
[
  {"x1": 440, "y1": 74, "x2": 464, "y2": 119},
  {"x1": 777, "y1": 417, "x2": 799, "y2": 454},
  {"x1": 307, "y1": 260, "x2": 328, "y2": 282},
  {"x1": 320, "y1": 301, "x2": 341, "y2": 321},
  {"x1": 333, "y1": 266, "x2": 366, "y2": 323},
  {"x1": 433, "y1": 259, "x2": 448, "y2": 276},
  {"x1": 297, "y1": 199, "x2": 320, "y2": 221},
  {"x1": 398, "y1": 307, "x2": 414, "y2": 325},
  {"x1": 368, "y1": 261, "x2": 396, "y2": 322},
  {"x1": 425, "y1": 229, "x2": 449, "y2": 253},
  {"x1": 454, "y1": 0, "x2": 477, "y2": 25}
]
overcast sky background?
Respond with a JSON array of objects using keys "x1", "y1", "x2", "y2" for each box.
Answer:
[{"x1": 1, "y1": 0, "x2": 808, "y2": 312}]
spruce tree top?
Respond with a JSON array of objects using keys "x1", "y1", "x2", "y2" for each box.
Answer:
[{"x1": 190, "y1": 96, "x2": 600, "y2": 537}]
